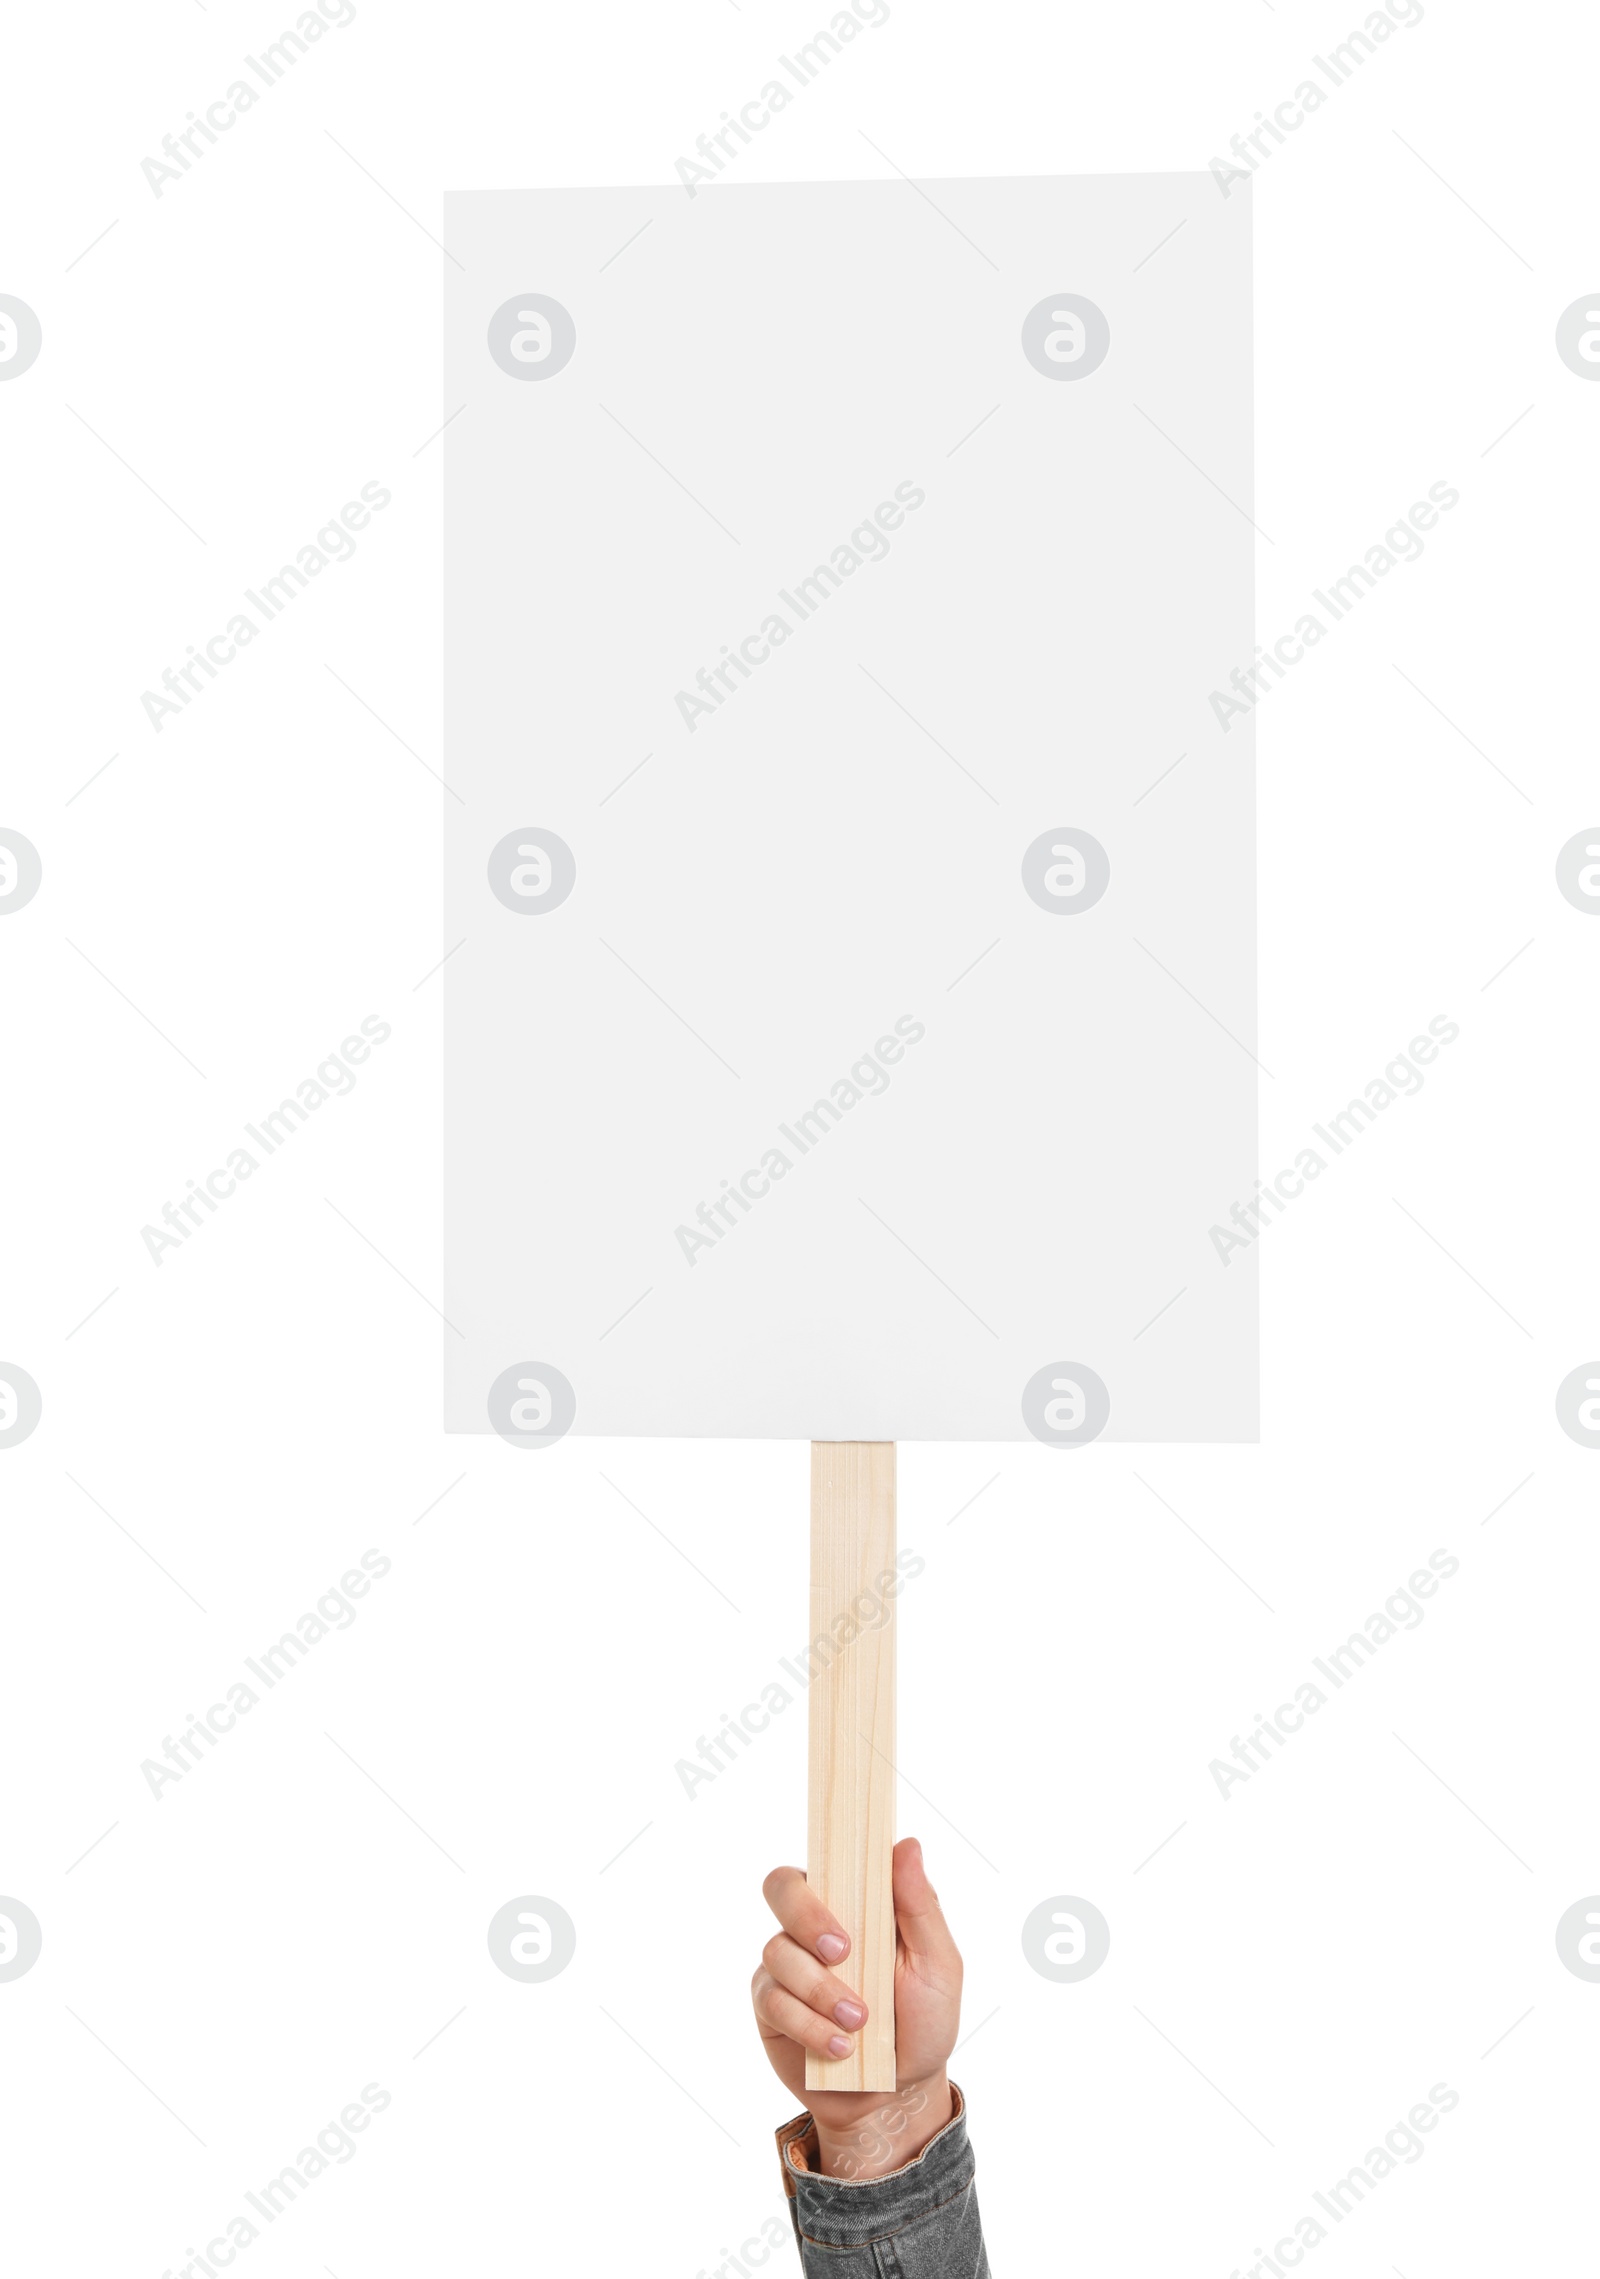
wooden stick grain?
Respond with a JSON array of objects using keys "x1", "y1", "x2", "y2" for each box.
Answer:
[{"x1": 806, "y1": 1441, "x2": 897, "y2": 2093}]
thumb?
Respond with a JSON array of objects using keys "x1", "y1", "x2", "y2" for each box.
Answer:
[{"x1": 892, "y1": 1837, "x2": 960, "y2": 1969}]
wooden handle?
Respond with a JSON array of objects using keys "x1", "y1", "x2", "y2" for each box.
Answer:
[{"x1": 806, "y1": 1441, "x2": 897, "y2": 2093}]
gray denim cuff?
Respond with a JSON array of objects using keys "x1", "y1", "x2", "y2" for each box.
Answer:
[{"x1": 776, "y1": 2080, "x2": 976, "y2": 2251}]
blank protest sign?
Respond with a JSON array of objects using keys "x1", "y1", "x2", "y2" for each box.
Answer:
[{"x1": 443, "y1": 176, "x2": 1257, "y2": 1442}]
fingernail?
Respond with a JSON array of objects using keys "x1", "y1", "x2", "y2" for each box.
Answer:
[
  {"x1": 827, "y1": 2034, "x2": 852, "y2": 2058},
  {"x1": 816, "y1": 1933, "x2": 848, "y2": 1962},
  {"x1": 833, "y1": 1999, "x2": 866, "y2": 2029}
]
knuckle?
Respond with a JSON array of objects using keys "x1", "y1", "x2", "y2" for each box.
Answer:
[{"x1": 765, "y1": 1865, "x2": 804, "y2": 1913}]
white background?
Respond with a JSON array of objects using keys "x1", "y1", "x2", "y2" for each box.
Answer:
[{"x1": 2, "y1": 3, "x2": 1597, "y2": 2275}]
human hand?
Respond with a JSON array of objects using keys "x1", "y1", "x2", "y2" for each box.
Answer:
[{"x1": 750, "y1": 1837, "x2": 962, "y2": 2177}]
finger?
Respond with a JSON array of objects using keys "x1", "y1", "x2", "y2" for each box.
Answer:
[
  {"x1": 892, "y1": 1837, "x2": 962, "y2": 1969},
  {"x1": 761, "y1": 1931, "x2": 868, "y2": 2032},
  {"x1": 753, "y1": 1967, "x2": 858, "y2": 2061},
  {"x1": 762, "y1": 1863, "x2": 851, "y2": 1964},
  {"x1": 750, "y1": 1963, "x2": 788, "y2": 2046}
]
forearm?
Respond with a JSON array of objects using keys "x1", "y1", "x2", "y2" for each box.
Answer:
[
  {"x1": 776, "y1": 2079, "x2": 989, "y2": 2277},
  {"x1": 810, "y1": 2071, "x2": 953, "y2": 2178}
]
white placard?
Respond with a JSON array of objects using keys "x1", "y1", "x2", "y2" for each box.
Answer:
[{"x1": 444, "y1": 176, "x2": 1257, "y2": 1441}]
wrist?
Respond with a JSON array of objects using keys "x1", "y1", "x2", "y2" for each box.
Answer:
[{"x1": 811, "y1": 2071, "x2": 953, "y2": 2180}]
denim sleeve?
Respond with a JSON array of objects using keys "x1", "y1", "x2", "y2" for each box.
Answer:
[{"x1": 775, "y1": 2082, "x2": 989, "y2": 2277}]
